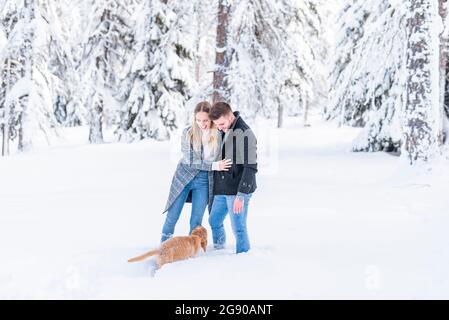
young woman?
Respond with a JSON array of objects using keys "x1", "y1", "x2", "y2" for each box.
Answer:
[{"x1": 161, "y1": 101, "x2": 231, "y2": 243}]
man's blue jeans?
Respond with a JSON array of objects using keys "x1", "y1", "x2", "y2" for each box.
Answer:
[
  {"x1": 208, "y1": 193, "x2": 253, "y2": 254},
  {"x1": 161, "y1": 171, "x2": 209, "y2": 243}
]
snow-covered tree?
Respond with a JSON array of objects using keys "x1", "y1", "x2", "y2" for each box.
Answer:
[
  {"x1": 326, "y1": 0, "x2": 373, "y2": 127},
  {"x1": 192, "y1": 0, "x2": 216, "y2": 85},
  {"x1": 227, "y1": 0, "x2": 272, "y2": 119},
  {"x1": 227, "y1": 0, "x2": 290, "y2": 120},
  {"x1": 45, "y1": 0, "x2": 84, "y2": 127},
  {"x1": 117, "y1": 0, "x2": 196, "y2": 142},
  {"x1": 0, "y1": 0, "x2": 57, "y2": 154},
  {"x1": 0, "y1": 22, "x2": 7, "y2": 155},
  {"x1": 327, "y1": 0, "x2": 445, "y2": 161},
  {"x1": 80, "y1": 0, "x2": 134, "y2": 143},
  {"x1": 277, "y1": 0, "x2": 330, "y2": 127},
  {"x1": 403, "y1": 0, "x2": 441, "y2": 163},
  {"x1": 327, "y1": 1, "x2": 414, "y2": 154},
  {"x1": 346, "y1": 1, "x2": 408, "y2": 153},
  {"x1": 221, "y1": 0, "x2": 326, "y2": 123}
]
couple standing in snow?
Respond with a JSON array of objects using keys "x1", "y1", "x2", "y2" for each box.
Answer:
[{"x1": 161, "y1": 101, "x2": 258, "y2": 254}]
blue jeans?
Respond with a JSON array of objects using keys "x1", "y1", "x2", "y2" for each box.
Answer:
[
  {"x1": 161, "y1": 171, "x2": 209, "y2": 243},
  {"x1": 208, "y1": 193, "x2": 253, "y2": 254}
]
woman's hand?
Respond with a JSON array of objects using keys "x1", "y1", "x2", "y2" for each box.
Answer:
[{"x1": 215, "y1": 159, "x2": 232, "y2": 171}]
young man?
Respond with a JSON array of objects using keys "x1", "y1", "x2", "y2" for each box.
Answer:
[{"x1": 208, "y1": 102, "x2": 258, "y2": 254}]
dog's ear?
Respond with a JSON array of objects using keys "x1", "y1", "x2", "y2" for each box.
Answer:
[{"x1": 192, "y1": 226, "x2": 206, "y2": 237}]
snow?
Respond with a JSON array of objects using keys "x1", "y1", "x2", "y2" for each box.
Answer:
[
  {"x1": 1, "y1": 116, "x2": 448, "y2": 299},
  {"x1": 4, "y1": 78, "x2": 31, "y2": 106},
  {"x1": 0, "y1": 26, "x2": 6, "y2": 52}
]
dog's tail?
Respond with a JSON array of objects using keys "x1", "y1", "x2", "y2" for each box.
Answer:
[{"x1": 128, "y1": 249, "x2": 160, "y2": 263}]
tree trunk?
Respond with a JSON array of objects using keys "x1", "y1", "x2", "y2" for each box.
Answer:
[
  {"x1": 444, "y1": 60, "x2": 449, "y2": 123},
  {"x1": 194, "y1": 2, "x2": 201, "y2": 84},
  {"x1": 89, "y1": 97, "x2": 104, "y2": 144},
  {"x1": 18, "y1": 0, "x2": 35, "y2": 152},
  {"x1": 195, "y1": 57, "x2": 201, "y2": 83},
  {"x1": 1, "y1": 126, "x2": 5, "y2": 157},
  {"x1": 213, "y1": 0, "x2": 231, "y2": 103},
  {"x1": 440, "y1": 0, "x2": 449, "y2": 143},
  {"x1": 404, "y1": 0, "x2": 440, "y2": 163},
  {"x1": 277, "y1": 97, "x2": 283, "y2": 128},
  {"x1": 2, "y1": 58, "x2": 11, "y2": 157},
  {"x1": 303, "y1": 96, "x2": 310, "y2": 127}
]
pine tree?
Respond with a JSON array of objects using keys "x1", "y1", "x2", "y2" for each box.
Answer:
[
  {"x1": 45, "y1": 0, "x2": 83, "y2": 127},
  {"x1": 327, "y1": 1, "x2": 417, "y2": 153},
  {"x1": 63, "y1": 0, "x2": 95, "y2": 127},
  {"x1": 277, "y1": 0, "x2": 329, "y2": 127},
  {"x1": 349, "y1": 1, "x2": 407, "y2": 153},
  {"x1": 117, "y1": 0, "x2": 196, "y2": 142},
  {"x1": 228, "y1": 0, "x2": 291, "y2": 120},
  {"x1": 187, "y1": 0, "x2": 217, "y2": 126},
  {"x1": 192, "y1": 0, "x2": 216, "y2": 85},
  {"x1": 0, "y1": 0, "x2": 57, "y2": 155},
  {"x1": 326, "y1": 0, "x2": 376, "y2": 127},
  {"x1": 212, "y1": 0, "x2": 326, "y2": 123},
  {"x1": 80, "y1": 0, "x2": 133, "y2": 143}
]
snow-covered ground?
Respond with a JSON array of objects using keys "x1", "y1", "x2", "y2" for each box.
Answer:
[{"x1": 1, "y1": 117, "x2": 449, "y2": 299}]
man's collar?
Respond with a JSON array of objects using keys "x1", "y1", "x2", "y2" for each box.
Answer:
[{"x1": 229, "y1": 111, "x2": 240, "y2": 130}]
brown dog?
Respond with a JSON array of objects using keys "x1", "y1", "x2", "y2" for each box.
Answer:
[{"x1": 128, "y1": 226, "x2": 208, "y2": 269}]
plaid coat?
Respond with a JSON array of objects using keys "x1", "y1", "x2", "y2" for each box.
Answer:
[{"x1": 163, "y1": 126, "x2": 218, "y2": 214}]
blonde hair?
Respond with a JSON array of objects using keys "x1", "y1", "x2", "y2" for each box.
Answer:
[{"x1": 189, "y1": 101, "x2": 219, "y2": 152}]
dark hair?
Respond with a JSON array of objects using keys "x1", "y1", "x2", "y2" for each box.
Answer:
[{"x1": 210, "y1": 102, "x2": 232, "y2": 120}]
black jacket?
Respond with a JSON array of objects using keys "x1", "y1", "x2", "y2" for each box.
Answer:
[{"x1": 213, "y1": 112, "x2": 258, "y2": 195}]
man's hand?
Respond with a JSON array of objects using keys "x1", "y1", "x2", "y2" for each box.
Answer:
[
  {"x1": 233, "y1": 197, "x2": 244, "y2": 214},
  {"x1": 218, "y1": 159, "x2": 232, "y2": 171}
]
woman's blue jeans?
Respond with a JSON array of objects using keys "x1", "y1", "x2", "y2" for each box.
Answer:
[{"x1": 161, "y1": 170, "x2": 209, "y2": 243}]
